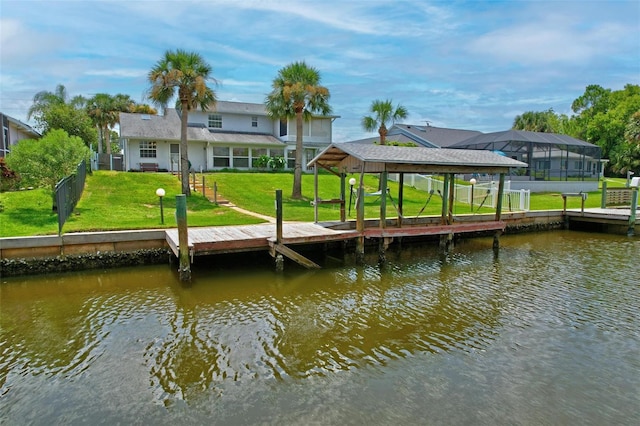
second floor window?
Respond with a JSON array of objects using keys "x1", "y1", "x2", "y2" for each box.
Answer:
[
  {"x1": 251, "y1": 116, "x2": 258, "y2": 128},
  {"x1": 208, "y1": 114, "x2": 222, "y2": 129}
]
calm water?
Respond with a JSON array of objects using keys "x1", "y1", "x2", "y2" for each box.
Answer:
[{"x1": 1, "y1": 231, "x2": 639, "y2": 425}]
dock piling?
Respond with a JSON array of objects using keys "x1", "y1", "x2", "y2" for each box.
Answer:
[{"x1": 176, "y1": 194, "x2": 191, "y2": 282}]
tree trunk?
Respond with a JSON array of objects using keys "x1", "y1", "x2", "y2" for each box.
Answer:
[
  {"x1": 180, "y1": 104, "x2": 191, "y2": 196},
  {"x1": 97, "y1": 127, "x2": 103, "y2": 154},
  {"x1": 292, "y1": 110, "x2": 304, "y2": 199},
  {"x1": 105, "y1": 125, "x2": 111, "y2": 155}
]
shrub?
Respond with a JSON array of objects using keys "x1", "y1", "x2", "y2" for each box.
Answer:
[{"x1": 0, "y1": 157, "x2": 21, "y2": 192}]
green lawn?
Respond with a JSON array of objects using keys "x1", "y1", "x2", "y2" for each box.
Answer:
[
  {"x1": 0, "y1": 171, "x2": 627, "y2": 238},
  {"x1": 0, "y1": 172, "x2": 263, "y2": 237}
]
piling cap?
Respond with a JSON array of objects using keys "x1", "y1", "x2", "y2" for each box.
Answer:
[{"x1": 631, "y1": 177, "x2": 640, "y2": 188}]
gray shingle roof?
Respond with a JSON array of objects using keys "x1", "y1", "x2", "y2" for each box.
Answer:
[
  {"x1": 119, "y1": 110, "x2": 285, "y2": 147},
  {"x1": 346, "y1": 124, "x2": 482, "y2": 148}
]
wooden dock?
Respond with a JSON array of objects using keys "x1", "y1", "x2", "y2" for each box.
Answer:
[
  {"x1": 165, "y1": 222, "x2": 357, "y2": 258},
  {"x1": 565, "y1": 207, "x2": 638, "y2": 224},
  {"x1": 165, "y1": 219, "x2": 508, "y2": 268}
]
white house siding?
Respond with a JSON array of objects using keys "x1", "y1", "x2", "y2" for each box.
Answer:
[{"x1": 188, "y1": 111, "x2": 272, "y2": 134}]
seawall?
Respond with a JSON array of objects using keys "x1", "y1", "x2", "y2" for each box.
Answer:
[{"x1": 0, "y1": 211, "x2": 566, "y2": 277}]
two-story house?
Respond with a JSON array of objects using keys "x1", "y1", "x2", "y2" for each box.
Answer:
[
  {"x1": 119, "y1": 101, "x2": 338, "y2": 172},
  {"x1": 1, "y1": 112, "x2": 41, "y2": 158}
]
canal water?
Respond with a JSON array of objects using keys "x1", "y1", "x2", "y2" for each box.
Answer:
[{"x1": 1, "y1": 230, "x2": 638, "y2": 425}]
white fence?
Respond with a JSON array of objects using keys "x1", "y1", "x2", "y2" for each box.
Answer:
[{"x1": 390, "y1": 174, "x2": 530, "y2": 212}]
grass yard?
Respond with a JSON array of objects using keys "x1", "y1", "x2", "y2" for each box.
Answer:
[
  {"x1": 0, "y1": 171, "x2": 628, "y2": 238},
  {"x1": 0, "y1": 172, "x2": 263, "y2": 237}
]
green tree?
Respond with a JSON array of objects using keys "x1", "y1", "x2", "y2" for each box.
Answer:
[
  {"x1": 265, "y1": 61, "x2": 331, "y2": 199},
  {"x1": 147, "y1": 49, "x2": 217, "y2": 196},
  {"x1": 37, "y1": 103, "x2": 98, "y2": 149},
  {"x1": 610, "y1": 111, "x2": 640, "y2": 174},
  {"x1": 512, "y1": 109, "x2": 561, "y2": 132},
  {"x1": 362, "y1": 99, "x2": 408, "y2": 146},
  {"x1": 27, "y1": 84, "x2": 96, "y2": 148},
  {"x1": 571, "y1": 84, "x2": 640, "y2": 163},
  {"x1": 6, "y1": 129, "x2": 90, "y2": 210},
  {"x1": 86, "y1": 93, "x2": 134, "y2": 154}
]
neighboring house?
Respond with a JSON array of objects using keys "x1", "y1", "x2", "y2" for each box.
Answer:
[
  {"x1": 347, "y1": 123, "x2": 481, "y2": 148},
  {"x1": 0, "y1": 112, "x2": 41, "y2": 158},
  {"x1": 119, "y1": 101, "x2": 339, "y2": 172}
]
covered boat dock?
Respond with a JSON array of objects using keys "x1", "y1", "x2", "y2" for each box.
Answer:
[{"x1": 308, "y1": 143, "x2": 528, "y2": 261}]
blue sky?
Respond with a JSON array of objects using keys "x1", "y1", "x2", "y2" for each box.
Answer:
[{"x1": 1, "y1": 0, "x2": 638, "y2": 142}]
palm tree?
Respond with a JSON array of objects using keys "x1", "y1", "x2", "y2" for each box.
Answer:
[
  {"x1": 265, "y1": 61, "x2": 331, "y2": 199},
  {"x1": 362, "y1": 99, "x2": 408, "y2": 146},
  {"x1": 147, "y1": 49, "x2": 217, "y2": 195},
  {"x1": 27, "y1": 84, "x2": 68, "y2": 121},
  {"x1": 86, "y1": 94, "x2": 135, "y2": 154}
]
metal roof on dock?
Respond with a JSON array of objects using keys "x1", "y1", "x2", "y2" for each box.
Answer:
[{"x1": 308, "y1": 143, "x2": 528, "y2": 174}]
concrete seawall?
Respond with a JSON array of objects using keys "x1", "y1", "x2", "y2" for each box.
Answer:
[{"x1": 1, "y1": 212, "x2": 566, "y2": 277}]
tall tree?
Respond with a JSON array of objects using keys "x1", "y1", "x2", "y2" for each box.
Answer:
[
  {"x1": 611, "y1": 111, "x2": 640, "y2": 174},
  {"x1": 86, "y1": 93, "x2": 134, "y2": 154},
  {"x1": 27, "y1": 84, "x2": 96, "y2": 148},
  {"x1": 512, "y1": 109, "x2": 560, "y2": 132},
  {"x1": 265, "y1": 61, "x2": 331, "y2": 199},
  {"x1": 362, "y1": 99, "x2": 408, "y2": 145},
  {"x1": 147, "y1": 49, "x2": 217, "y2": 196}
]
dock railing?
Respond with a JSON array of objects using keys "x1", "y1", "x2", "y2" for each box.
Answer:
[{"x1": 390, "y1": 174, "x2": 530, "y2": 212}]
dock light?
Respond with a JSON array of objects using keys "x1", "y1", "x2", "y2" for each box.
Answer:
[
  {"x1": 469, "y1": 178, "x2": 477, "y2": 212},
  {"x1": 348, "y1": 177, "x2": 357, "y2": 216},
  {"x1": 156, "y1": 188, "x2": 165, "y2": 224}
]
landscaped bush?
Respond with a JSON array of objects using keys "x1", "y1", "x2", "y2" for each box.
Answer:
[{"x1": 0, "y1": 157, "x2": 21, "y2": 192}]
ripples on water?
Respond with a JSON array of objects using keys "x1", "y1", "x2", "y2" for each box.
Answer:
[{"x1": 1, "y1": 231, "x2": 639, "y2": 424}]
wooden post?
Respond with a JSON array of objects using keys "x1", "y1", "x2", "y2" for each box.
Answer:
[
  {"x1": 176, "y1": 194, "x2": 191, "y2": 282},
  {"x1": 356, "y1": 171, "x2": 365, "y2": 264},
  {"x1": 380, "y1": 171, "x2": 387, "y2": 229},
  {"x1": 340, "y1": 173, "x2": 346, "y2": 222},
  {"x1": 398, "y1": 173, "x2": 404, "y2": 227},
  {"x1": 276, "y1": 189, "x2": 283, "y2": 244},
  {"x1": 628, "y1": 188, "x2": 637, "y2": 237},
  {"x1": 192, "y1": 171, "x2": 196, "y2": 192},
  {"x1": 275, "y1": 189, "x2": 284, "y2": 271},
  {"x1": 202, "y1": 175, "x2": 206, "y2": 198},
  {"x1": 213, "y1": 182, "x2": 218, "y2": 205},
  {"x1": 448, "y1": 173, "x2": 455, "y2": 224},
  {"x1": 441, "y1": 174, "x2": 449, "y2": 225},
  {"x1": 313, "y1": 165, "x2": 319, "y2": 223},
  {"x1": 493, "y1": 173, "x2": 505, "y2": 249},
  {"x1": 601, "y1": 180, "x2": 607, "y2": 209}
]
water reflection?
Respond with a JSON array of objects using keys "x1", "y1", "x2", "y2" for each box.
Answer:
[{"x1": 1, "y1": 231, "x2": 639, "y2": 424}]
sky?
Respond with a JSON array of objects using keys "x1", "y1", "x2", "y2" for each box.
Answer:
[{"x1": 1, "y1": 0, "x2": 639, "y2": 142}]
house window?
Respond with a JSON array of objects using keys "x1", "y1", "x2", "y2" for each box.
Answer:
[
  {"x1": 140, "y1": 141, "x2": 157, "y2": 158},
  {"x1": 536, "y1": 160, "x2": 550, "y2": 169},
  {"x1": 233, "y1": 147, "x2": 249, "y2": 168},
  {"x1": 251, "y1": 148, "x2": 267, "y2": 167},
  {"x1": 213, "y1": 147, "x2": 230, "y2": 167},
  {"x1": 208, "y1": 114, "x2": 222, "y2": 129},
  {"x1": 574, "y1": 161, "x2": 583, "y2": 170},
  {"x1": 287, "y1": 150, "x2": 296, "y2": 169},
  {"x1": 251, "y1": 116, "x2": 258, "y2": 128},
  {"x1": 270, "y1": 148, "x2": 284, "y2": 158},
  {"x1": 280, "y1": 119, "x2": 287, "y2": 137}
]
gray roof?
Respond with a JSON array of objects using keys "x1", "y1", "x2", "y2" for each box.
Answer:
[
  {"x1": 394, "y1": 124, "x2": 482, "y2": 148},
  {"x1": 119, "y1": 110, "x2": 285, "y2": 147},
  {"x1": 347, "y1": 124, "x2": 482, "y2": 148},
  {"x1": 451, "y1": 129, "x2": 597, "y2": 149},
  {"x1": 309, "y1": 143, "x2": 527, "y2": 173}
]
